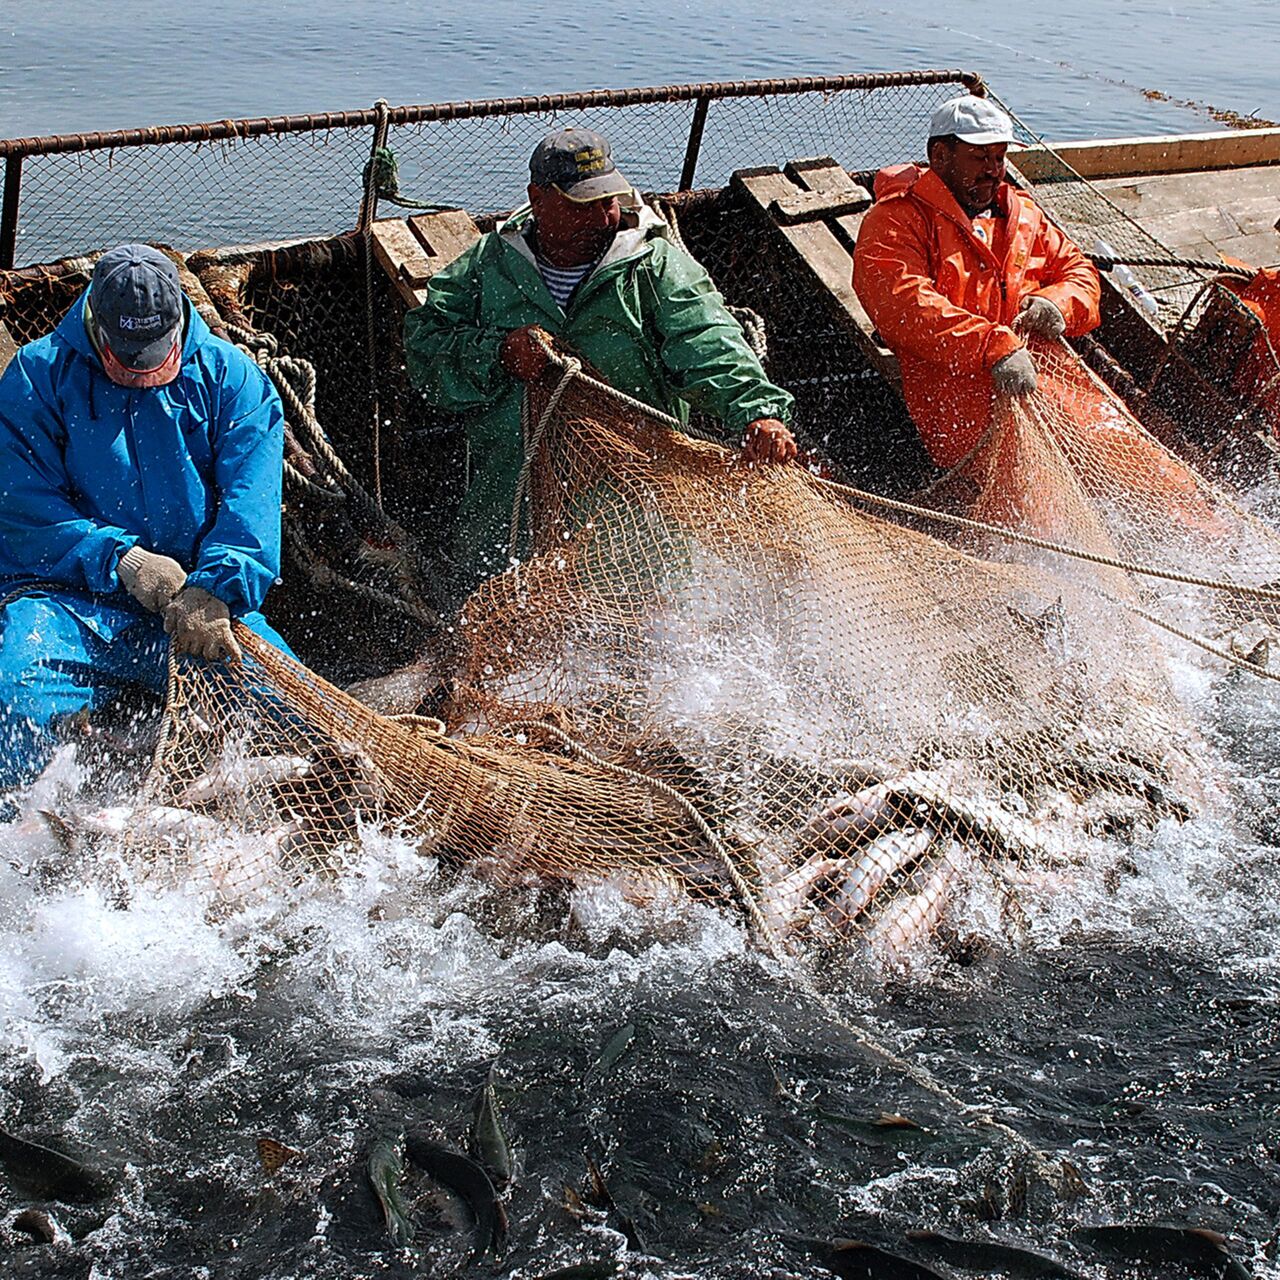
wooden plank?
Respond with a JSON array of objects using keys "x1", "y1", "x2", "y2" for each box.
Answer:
[
  {"x1": 0, "y1": 320, "x2": 16, "y2": 378},
  {"x1": 1212, "y1": 231, "x2": 1280, "y2": 268},
  {"x1": 1017, "y1": 128, "x2": 1280, "y2": 180},
  {"x1": 784, "y1": 157, "x2": 877, "y2": 266},
  {"x1": 1096, "y1": 166, "x2": 1280, "y2": 219},
  {"x1": 407, "y1": 209, "x2": 481, "y2": 267},
  {"x1": 770, "y1": 188, "x2": 871, "y2": 225},
  {"x1": 732, "y1": 165, "x2": 898, "y2": 386},
  {"x1": 371, "y1": 211, "x2": 481, "y2": 309}
]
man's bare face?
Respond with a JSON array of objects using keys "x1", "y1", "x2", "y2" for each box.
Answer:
[
  {"x1": 527, "y1": 183, "x2": 621, "y2": 267},
  {"x1": 930, "y1": 138, "x2": 1009, "y2": 216}
]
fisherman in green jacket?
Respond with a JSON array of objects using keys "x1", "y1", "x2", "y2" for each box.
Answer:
[{"x1": 403, "y1": 126, "x2": 797, "y2": 591}]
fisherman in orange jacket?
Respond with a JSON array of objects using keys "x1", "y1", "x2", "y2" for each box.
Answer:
[{"x1": 853, "y1": 94, "x2": 1102, "y2": 468}]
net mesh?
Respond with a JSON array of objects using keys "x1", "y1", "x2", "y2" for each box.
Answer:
[
  {"x1": 7, "y1": 78, "x2": 972, "y2": 266},
  {"x1": 135, "y1": 350, "x2": 1254, "y2": 963}
]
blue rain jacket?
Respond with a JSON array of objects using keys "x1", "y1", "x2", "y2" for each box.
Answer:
[{"x1": 0, "y1": 291, "x2": 284, "y2": 614}]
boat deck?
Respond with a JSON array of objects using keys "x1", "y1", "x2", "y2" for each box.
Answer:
[{"x1": 1020, "y1": 127, "x2": 1280, "y2": 269}]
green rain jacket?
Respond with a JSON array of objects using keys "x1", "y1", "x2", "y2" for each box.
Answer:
[{"x1": 403, "y1": 195, "x2": 794, "y2": 581}]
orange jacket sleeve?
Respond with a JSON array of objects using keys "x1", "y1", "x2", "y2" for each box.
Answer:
[
  {"x1": 853, "y1": 198, "x2": 1023, "y2": 373},
  {"x1": 1023, "y1": 218, "x2": 1101, "y2": 336}
]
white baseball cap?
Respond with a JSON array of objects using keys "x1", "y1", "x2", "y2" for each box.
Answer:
[{"x1": 928, "y1": 94, "x2": 1015, "y2": 145}]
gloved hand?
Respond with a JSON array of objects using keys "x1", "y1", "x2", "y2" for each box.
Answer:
[
  {"x1": 164, "y1": 587, "x2": 243, "y2": 663},
  {"x1": 117, "y1": 546, "x2": 187, "y2": 612},
  {"x1": 1013, "y1": 295, "x2": 1066, "y2": 340},
  {"x1": 991, "y1": 347, "x2": 1038, "y2": 397},
  {"x1": 500, "y1": 325, "x2": 553, "y2": 381},
  {"x1": 740, "y1": 418, "x2": 798, "y2": 465}
]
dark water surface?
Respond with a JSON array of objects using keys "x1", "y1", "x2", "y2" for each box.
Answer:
[{"x1": 3, "y1": 4, "x2": 1280, "y2": 1279}]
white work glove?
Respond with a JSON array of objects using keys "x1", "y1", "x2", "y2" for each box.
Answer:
[
  {"x1": 991, "y1": 347, "x2": 1038, "y2": 397},
  {"x1": 164, "y1": 587, "x2": 243, "y2": 663},
  {"x1": 117, "y1": 546, "x2": 187, "y2": 612},
  {"x1": 1013, "y1": 295, "x2": 1067, "y2": 340}
]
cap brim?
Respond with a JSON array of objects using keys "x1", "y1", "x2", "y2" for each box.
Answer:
[
  {"x1": 951, "y1": 129, "x2": 1017, "y2": 146},
  {"x1": 554, "y1": 172, "x2": 631, "y2": 203},
  {"x1": 108, "y1": 328, "x2": 180, "y2": 369}
]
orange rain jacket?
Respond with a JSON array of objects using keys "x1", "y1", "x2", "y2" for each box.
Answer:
[{"x1": 853, "y1": 165, "x2": 1102, "y2": 467}]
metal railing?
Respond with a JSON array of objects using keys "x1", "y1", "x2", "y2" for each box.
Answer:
[{"x1": 0, "y1": 69, "x2": 981, "y2": 268}]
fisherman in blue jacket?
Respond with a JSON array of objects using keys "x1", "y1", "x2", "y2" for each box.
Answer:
[{"x1": 0, "y1": 243, "x2": 292, "y2": 800}]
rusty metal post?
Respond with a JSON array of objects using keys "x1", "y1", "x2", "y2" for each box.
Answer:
[
  {"x1": 679, "y1": 97, "x2": 711, "y2": 191},
  {"x1": 0, "y1": 156, "x2": 22, "y2": 269}
]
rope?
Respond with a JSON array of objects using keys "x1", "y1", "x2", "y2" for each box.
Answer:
[
  {"x1": 1087, "y1": 251, "x2": 1255, "y2": 280},
  {"x1": 509, "y1": 355, "x2": 583, "y2": 569},
  {"x1": 361, "y1": 99, "x2": 393, "y2": 511},
  {"x1": 282, "y1": 522, "x2": 436, "y2": 625},
  {"x1": 224, "y1": 322, "x2": 437, "y2": 627}
]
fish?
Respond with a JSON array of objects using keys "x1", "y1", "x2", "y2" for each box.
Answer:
[
  {"x1": 12, "y1": 1207, "x2": 60, "y2": 1244},
  {"x1": 366, "y1": 1131, "x2": 415, "y2": 1247},
  {"x1": 811, "y1": 1107, "x2": 935, "y2": 1148},
  {"x1": 821, "y1": 827, "x2": 937, "y2": 926},
  {"x1": 1074, "y1": 1223, "x2": 1251, "y2": 1278},
  {"x1": 581, "y1": 1152, "x2": 644, "y2": 1252},
  {"x1": 531, "y1": 1264, "x2": 623, "y2": 1280},
  {"x1": 757, "y1": 852, "x2": 845, "y2": 935},
  {"x1": 178, "y1": 751, "x2": 311, "y2": 810},
  {"x1": 403, "y1": 1131, "x2": 507, "y2": 1259},
  {"x1": 788, "y1": 1235, "x2": 948, "y2": 1279},
  {"x1": 586, "y1": 1023, "x2": 636, "y2": 1082},
  {"x1": 863, "y1": 854, "x2": 960, "y2": 963},
  {"x1": 905, "y1": 1229, "x2": 1078, "y2": 1277},
  {"x1": 800, "y1": 781, "x2": 900, "y2": 853},
  {"x1": 469, "y1": 1065, "x2": 513, "y2": 1189},
  {"x1": 0, "y1": 1127, "x2": 118, "y2": 1203}
]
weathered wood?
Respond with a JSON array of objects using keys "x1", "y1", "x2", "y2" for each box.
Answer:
[
  {"x1": 1097, "y1": 166, "x2": 1280, "y2": 219},
  {"x1": 407, "y1": 209, "x2": 482, "y2": 268},
  {"x1": 769, "y1": 188, "x2": 871, "y2": 225},
  {"x1": 732, "y1": 164, "x2": 898, "y2": 385},
  {"x1": 0, "y1": 319, "x2": 17, "y2": 377},
  {"x1": 784, "y1": 157, "x2": 877, "y2": 269},
  {"x1": 1018, "y1": 128, "x2": 1280, "y2": 180},
  {"x1": 371, "y1": 210, "x2": 481, "y2": 308}
]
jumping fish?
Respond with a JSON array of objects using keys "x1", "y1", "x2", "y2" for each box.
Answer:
[
  {"x1": 366, "y1": 1131, "x2": 415, "y2": 1247},
  {"x1": 864, "y1": 855, "x2": 961, "y2": 964},
  {"x1": 905, "y1": 1229, "x2": 1077, "y2": 1277},
  {"x1": 402, "y1": 1132, "x2": 507, "y2": 1259},
  {"x1": 1074, "y1": 1223, "x2": 1251, "y2": 1279},
  {"x1": 178, "y1": 752, "x2": 311, "y2": 810},
  {"x1": 469, "y1": 1066, "x2": 513, "y2": 1189},
  {"x1": 0, "y1": 1127, "x2": 117, "y2": 1203}
]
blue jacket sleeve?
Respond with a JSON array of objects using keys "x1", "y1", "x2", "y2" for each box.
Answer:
[
  {"x1": 183, "y1": 351, "x2": 284, "y2": 615},
  {"x1": 0, "y1": 350, "x2": 139, "y2": 593}
]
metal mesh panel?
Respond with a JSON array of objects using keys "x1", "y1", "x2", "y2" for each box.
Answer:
[{"x1": 13, "y1": 128, "x2": 373, "y2": 265}]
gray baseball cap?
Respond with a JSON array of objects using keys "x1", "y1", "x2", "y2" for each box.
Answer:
[
  {"x1": 90, "y1": 244, "x2": 182, "y2": 367},
  {"x1": 529, "y1": 127, "x2": 630, "y2": 203}
]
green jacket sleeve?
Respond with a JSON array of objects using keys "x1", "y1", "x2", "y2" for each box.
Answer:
[
  {"x1": 402, "y1": 238, "x2": 509, "y2": 412},
  {"x1": 645, "y1": 241, "x2": 794, "y2": 436}
]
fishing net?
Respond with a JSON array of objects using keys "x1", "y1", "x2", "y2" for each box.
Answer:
[
  {"x1": 914, "y1": 338, "x2": 1280, "y2": 662},
  {"x1": 133, "y1": 348, "x2": 1236, "y2": 963}
]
